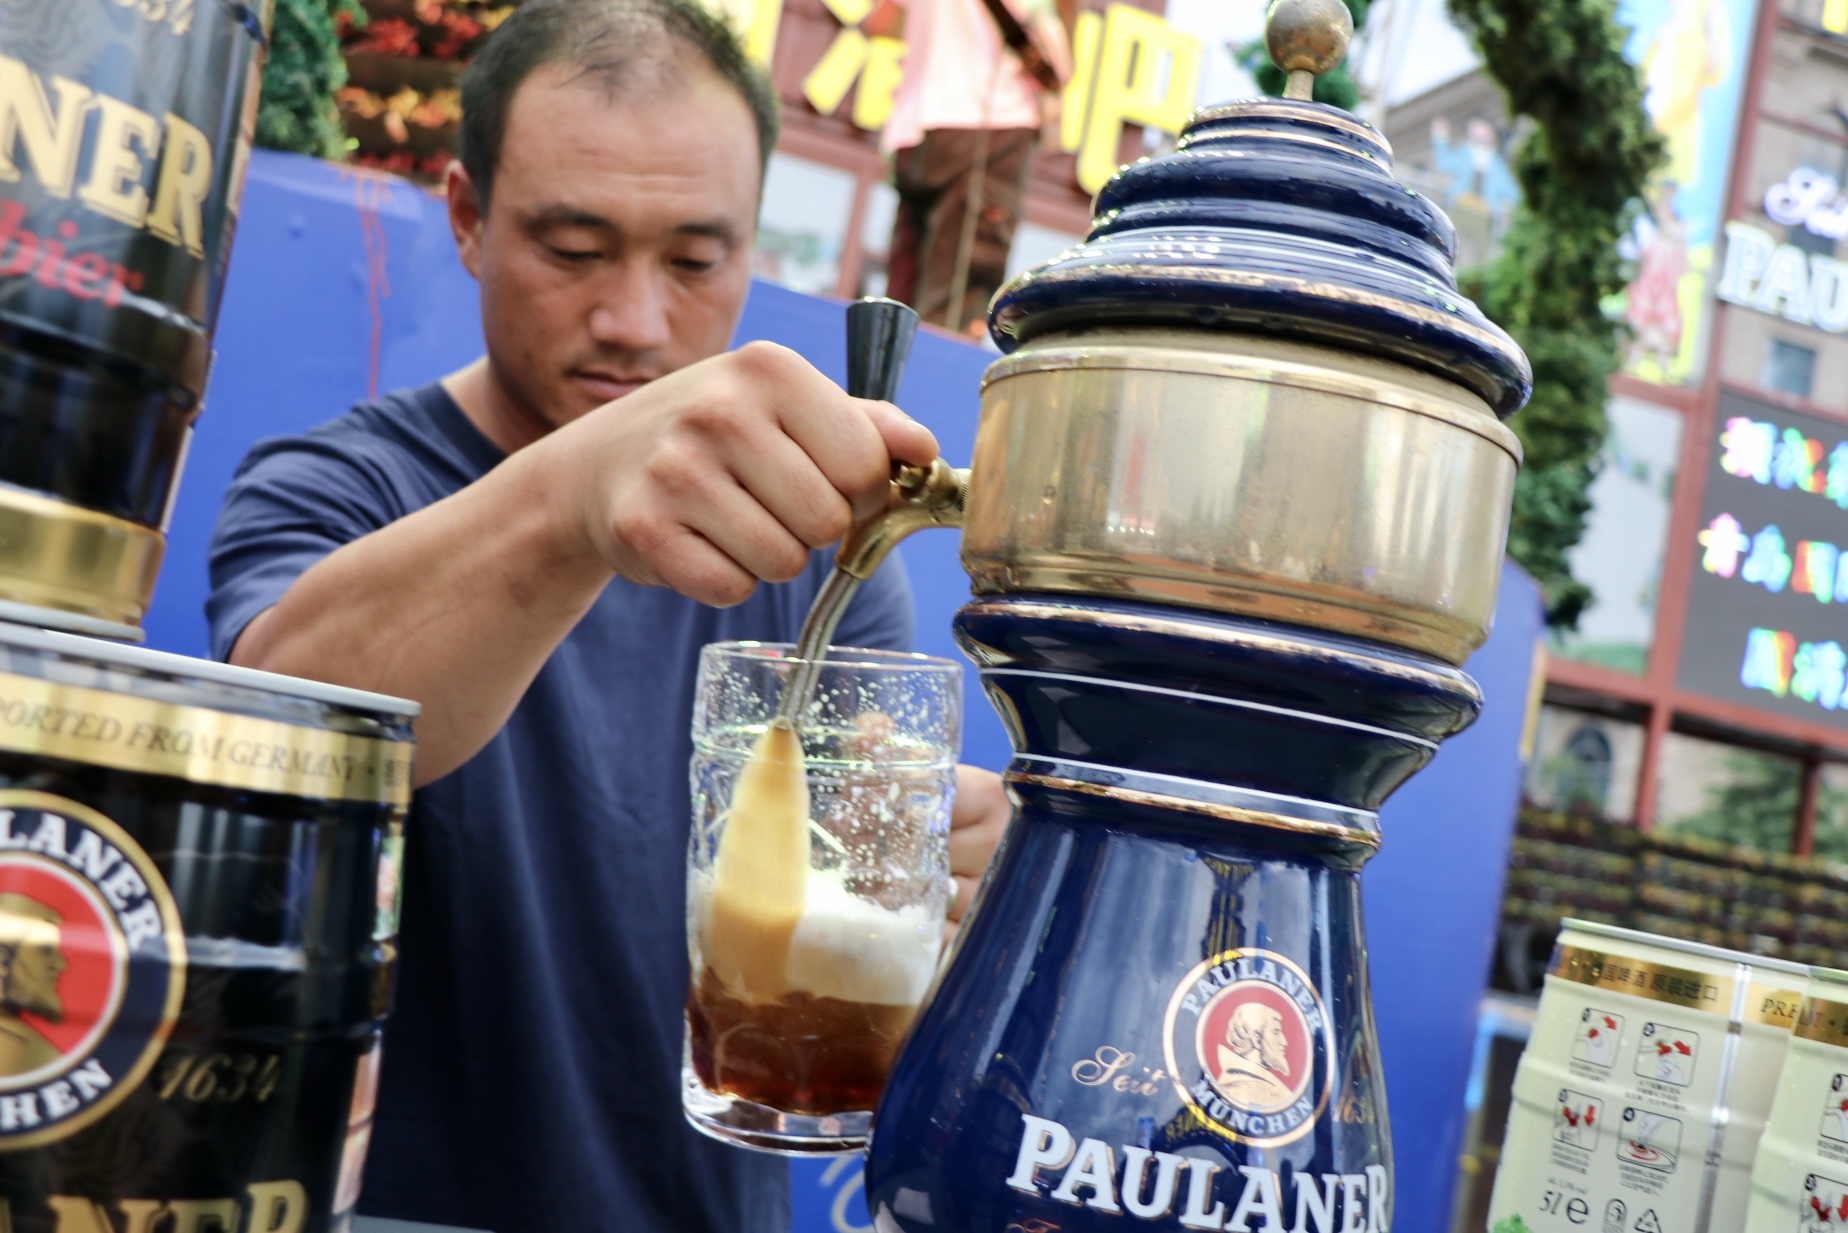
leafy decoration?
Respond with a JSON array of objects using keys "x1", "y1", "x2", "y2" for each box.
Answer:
[
  {"x1": 257, "y1": 0, "x2": 365, "y2": 159},
  {"x1": 1445, "y1": 0, "x2": 1665, "y2": 625}
]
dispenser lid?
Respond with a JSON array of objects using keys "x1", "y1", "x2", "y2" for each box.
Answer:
[{"x1": 988, "y1": 0, "x2": 1532, "y2": 419}]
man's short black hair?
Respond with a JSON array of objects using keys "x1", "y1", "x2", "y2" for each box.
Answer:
[{"x1": 458, "y1": 0, "x2": 781, "y2": 209}]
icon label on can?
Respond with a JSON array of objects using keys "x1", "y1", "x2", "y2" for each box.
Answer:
[
  {"x1": 1634, "y1": 1024, "x2": 1699, "y2": 1087},
  {"x1": 1821, "y1": 1075, "x2": 1848, "y2": 1146},
  {"x1": 1617, "y1": 1108, "x2": 1683, "y2": 1173},
  {"x1": 1555, "y1": 1089, "x2": 1603, "y2": 1150},
  {"x1": 0, "y1": 790, "x2": 183, "y2": 1149},
  {"x1": 1805, "y1": 1173, "x2": 1848, "y2": 1230},
  {"x1": 1574, "y1": 1008, "x2": 1626, "y2": 1070}
]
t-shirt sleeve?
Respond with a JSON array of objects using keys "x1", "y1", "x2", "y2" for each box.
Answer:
[
  {"x1": 831, "y1": 550, "x2": 914, "y2": 654},
  {"x1": 205, "y1": 435, "x2": 405, "y2": 663}
]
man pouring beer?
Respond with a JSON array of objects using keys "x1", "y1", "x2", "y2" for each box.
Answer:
[{"x1": 205, "y1": 2, "x2": 1010, "y2": 1229}]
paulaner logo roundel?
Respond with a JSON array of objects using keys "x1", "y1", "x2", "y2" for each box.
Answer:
[
  {"x1": 1163, "y1": 948, "x2": 1332, "y2": 1147},
  {"x1": 0, "y1": 791, "x2": 184, "y2": 1149}
]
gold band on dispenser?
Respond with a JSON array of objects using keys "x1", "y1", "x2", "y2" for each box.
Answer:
[
  {"x1": 1005, "y1": 770, "x2": 1381, "y2": 847},
  {"x1": 1550, "y1": 945, "x2": 1731, "y2": 1011},
  {"x1": 0, "y1": 669, "x2": 412, "y2": 805},
  {"x1": 960, "y1": 330, "x2": 1521, "y2": 666},
  {"x1": 1797, "y1": 998, "x2": 1848, "y2": 1048},
  {"x1": 0, "y1": 486, "x2": 163, "y2": 627}
]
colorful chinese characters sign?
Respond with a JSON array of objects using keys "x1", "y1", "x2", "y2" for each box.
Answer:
[{"x1": 1680, "y1": 394, "x2": 1848, "y2": 726}]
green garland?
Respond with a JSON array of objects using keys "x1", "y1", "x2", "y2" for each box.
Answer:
[
  {"x1": 256, "y1": 0, "x2": 363, "y2": 159},
  {"x1": 1445, "y1": 0, "x2": 1664, "y2": 626}
]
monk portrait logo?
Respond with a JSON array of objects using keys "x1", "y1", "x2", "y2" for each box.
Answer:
[
  {"x1": 1197, "y1": 981, "x2": 1312, "y2": 1115},
  {"x1": 0, "y1": 792, "x2": 183, "y2": 1148},
  {"x1": 1163, "y1": 948, "x2": 1331, "y2": 1147}
]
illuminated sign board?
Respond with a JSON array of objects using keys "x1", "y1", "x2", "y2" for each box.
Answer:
[
  {"x1": 1716, "y1": 220, "x2": 1848, "y2": 331},
  {"x1": 1764, "y1": 166, "x2": 1848, "y2": 238},
  {"x1": 1716, "y1": 168, "x2": 1848, "y2": 331},
  {"x1": 1679, "y1": 393, "x2": 1848, "y2": 727}
]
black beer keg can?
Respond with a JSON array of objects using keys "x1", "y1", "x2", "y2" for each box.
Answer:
[
  {"x1": 0, "y1": 0, "x2": 271, "y2": 639},
  {"x1": 0, "y1": 622, "x2": 415, "y2": 1231}
]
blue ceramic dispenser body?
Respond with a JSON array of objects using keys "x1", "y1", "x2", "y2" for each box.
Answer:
[
  {"x1": 865, "y1": 599, "x2": 1479, "y2": 1232},
  {"x1": 865, "y1": 96, "x2": 1530, "y2": 1233}
]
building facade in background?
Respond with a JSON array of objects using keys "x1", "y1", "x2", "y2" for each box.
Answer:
[
  {"x1": 1402, "y1": 0, "x2": 1848, "y2": 865},
  {"x1": 1398, "y1": 14, "x2": 1848, "y2": 1221},
  {"x1": 1381, "y1": 70, "x2": 1519, "y2": 270},
  {"x1": 731, "y1": 0, "x2": 1201, "y2": 304}
]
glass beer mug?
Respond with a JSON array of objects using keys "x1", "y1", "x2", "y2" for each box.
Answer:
[{"x1": 682, "y1": 641, "x2": 961, "y2": 1153}]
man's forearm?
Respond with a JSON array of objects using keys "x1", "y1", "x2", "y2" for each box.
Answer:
[
  {"x1": 227, "y1": 342, "x2": 940, "y2": 786},
  {"x1": 229, "y1": 439, "x2": 611, "y2": 786}
]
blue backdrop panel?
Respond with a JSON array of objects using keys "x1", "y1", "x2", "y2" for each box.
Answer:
[
  {"x1": 159, "y1": 150, "x2": 1535, "y2": 1233},
  {"x1": 1368, "y1": 561, "x2": 1539, "y2": 1233}
]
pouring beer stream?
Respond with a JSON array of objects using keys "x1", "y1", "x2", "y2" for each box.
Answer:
[{"x1": 704, "y1": 297, "x2": 966, "y2": 1003}]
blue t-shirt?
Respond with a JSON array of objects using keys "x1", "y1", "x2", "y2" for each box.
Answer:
[{"x1": 206, "y1": 382, "x2": 913, "y2": 1233}]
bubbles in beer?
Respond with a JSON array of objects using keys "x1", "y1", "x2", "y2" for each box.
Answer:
[{"x1": 688, "y1": 714, "x2": 953, "y2": 1115}]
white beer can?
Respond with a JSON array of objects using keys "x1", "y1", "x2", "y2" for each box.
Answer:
[
  {"x1": 1488, "y1": 919, "x2": 1806, "y2": 1233},
  {"x1": 1744, "y1": 966, "x2": 1848, "y2": 1231}
]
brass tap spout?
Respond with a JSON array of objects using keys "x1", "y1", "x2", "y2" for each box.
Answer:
[
  {"x1": 780, "y1": 299, "x2": 969, "y2": 719},
  {"x1": 837, "y1": 458, "x2": 970, "y2": 581}
]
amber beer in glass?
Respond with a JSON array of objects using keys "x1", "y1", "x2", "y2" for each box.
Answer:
[{"x1": 683, "y1": 642, "x2": 959, "y2": 1153}]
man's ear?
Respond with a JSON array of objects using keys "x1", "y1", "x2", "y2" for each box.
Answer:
[{"x1": 447, "y1": 160, "x2": 487, "y2": 278}]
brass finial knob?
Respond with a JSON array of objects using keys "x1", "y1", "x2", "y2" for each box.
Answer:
[{"x1": 1265, "y1": 0, "x2": 1353, "y2": 100}]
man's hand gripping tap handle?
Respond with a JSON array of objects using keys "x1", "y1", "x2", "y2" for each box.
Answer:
[{"x1": 780, "y1": 298, "x2": 971, "y2": 722}]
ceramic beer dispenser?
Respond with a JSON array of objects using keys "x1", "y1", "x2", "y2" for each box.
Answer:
[{"x1": 856, "y1": 1, "x2": 1533, "y2": 1228}]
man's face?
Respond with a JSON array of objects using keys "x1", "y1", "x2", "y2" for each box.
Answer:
[
  {"x1": 452, "y1": 61, "x2": 761, "y2": 430},
  {"x1": 1258, "y1": 1012, "x2": 1290, "y2": 1074},
  {"x1": 7, "y1": 926, "x2": 64, "y2": 1022}
]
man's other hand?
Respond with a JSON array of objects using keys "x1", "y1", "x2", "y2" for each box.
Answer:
[
  {"x1": 545, "y1": 340, "x2": 939, "y2": 608},
  {"x1": 947, "y1": 764, "x2": 1010, "y2": 936}
]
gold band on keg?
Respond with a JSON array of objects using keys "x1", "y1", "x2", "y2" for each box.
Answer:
[
  {"x1": 0, "y1": 669, "x2": 412, "y2": 806},
  {"x1": 0, "y1": 486, "x2": 163, "y2": 627},
  {"x1": 1551, "y1": 945, "x2": 1731, "y2": 1010},
  {"x1": 1747, "y1": 982, "x2": 1807, "y2": 1029},
  {"x1": 1797, "y1": 997, "x2": 1848, "y2": 1048},
  {"x1": 1551, "y1": 944, "x2": 1805, "y2": 1026}
]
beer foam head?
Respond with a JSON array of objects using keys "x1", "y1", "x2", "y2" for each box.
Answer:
[
  {"x1": 697, "y1": 870, "x2": 941, "y2": 1006},
  {"x1": 783, "y1": 872, "x2": 942, "y2": 1006}
]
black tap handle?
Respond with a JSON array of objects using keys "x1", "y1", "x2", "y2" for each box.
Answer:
[{"x1": 846, "y1": 297, "x2": 920, "y2": 403}]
